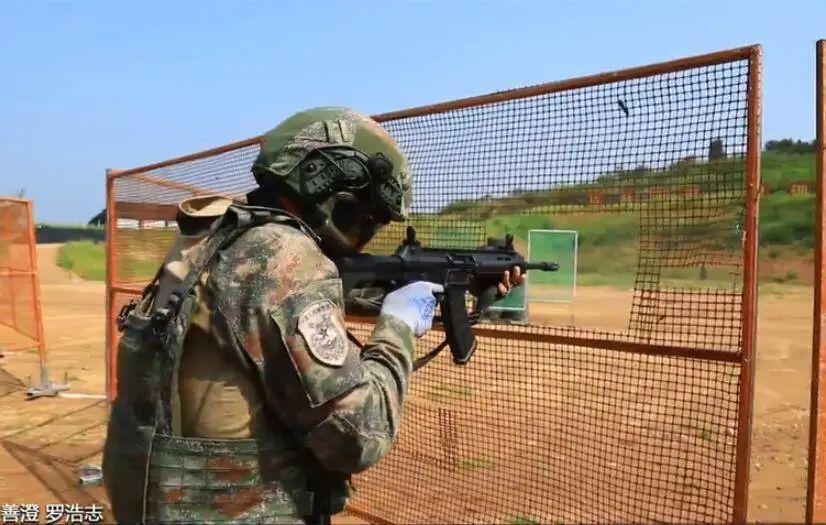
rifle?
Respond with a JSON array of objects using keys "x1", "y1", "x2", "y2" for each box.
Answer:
[{"x1": 336, "y1": 226, "x2": 559, "y2": 368}]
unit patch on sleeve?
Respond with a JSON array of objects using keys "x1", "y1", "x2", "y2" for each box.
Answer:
[{"x1": 297, "y1": 299, "x2": 348, "y2": 367}]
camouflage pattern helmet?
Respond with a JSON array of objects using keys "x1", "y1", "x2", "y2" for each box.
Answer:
[{"x1": 251, "y1": 107, "x2": 412, "y2": 222}]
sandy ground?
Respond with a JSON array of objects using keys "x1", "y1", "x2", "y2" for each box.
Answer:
[{"x1": 0, "y1": 243, "x2": 815, "y2": 523}]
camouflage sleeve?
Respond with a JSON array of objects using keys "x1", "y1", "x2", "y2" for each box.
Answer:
[{"x1": 221, "y1": 223, "x2": 415, "y2": 474}]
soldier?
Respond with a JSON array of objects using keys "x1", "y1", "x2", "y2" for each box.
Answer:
[{"x1": 102, "y1": 107, "x2": 521, "y2": 525}]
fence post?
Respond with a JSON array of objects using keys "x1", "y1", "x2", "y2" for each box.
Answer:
[
  {"x1": 808, "y1": 39, "x2": 826, "y2": 525},
  {"x1": 23, "y1": 199, "x2": 69, "y2": 399},
  {"x1": 732, "y1": 45, "x2": 762, "y2": 525}
]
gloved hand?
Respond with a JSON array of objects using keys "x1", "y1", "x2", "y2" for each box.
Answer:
[{"x1": 380, "y1": 281, "x2": 444, "y2": 337}]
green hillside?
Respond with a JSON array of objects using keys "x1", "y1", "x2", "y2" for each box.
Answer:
[
  {"x1": 56, "y1": 150, "x2": 818, "y2": 287},
  {"x1": 437, "y1": 150, "x2": 817, "y2": 287},
  {"x1": 761, "y1": 151, "x2": 816, "y2": 193}
]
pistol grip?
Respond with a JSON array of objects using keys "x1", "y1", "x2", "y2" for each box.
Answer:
[{"x1": 442, "y1": 286, "x2": 477, "y2": 365}]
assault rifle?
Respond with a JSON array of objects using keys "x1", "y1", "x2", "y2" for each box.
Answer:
[{"x1": 336, "y1": 226, "x2": 559, "y2": 367}]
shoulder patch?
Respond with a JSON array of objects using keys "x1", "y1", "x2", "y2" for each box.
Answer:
[{"x1": 297, "y1": 299, "x2": 348, "y2": 367}]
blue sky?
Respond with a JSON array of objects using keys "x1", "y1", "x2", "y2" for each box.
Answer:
[{"x1": 1, "y1": 0, "x2": 825, "y2": 223}]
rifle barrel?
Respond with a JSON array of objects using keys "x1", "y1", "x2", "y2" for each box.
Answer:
[{"x1": 524, "y1": 262, "x2": 560, "y2": 271}]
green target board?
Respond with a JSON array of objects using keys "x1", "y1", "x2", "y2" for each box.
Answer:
[
  {"x1": 487, "y1": 229, "x2": 578, "y2": 313},
  {"x1": 527, "y1": 229, "x2": 578, "y2": 303}
]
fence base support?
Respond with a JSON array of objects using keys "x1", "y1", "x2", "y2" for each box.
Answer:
[{"x1": 25, "y1": 368, "x2": 70, "y2": 399}]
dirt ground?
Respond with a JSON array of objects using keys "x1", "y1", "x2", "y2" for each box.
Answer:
[{"x1": 0, "y1": 244, "x2": 814, "y2": 523}]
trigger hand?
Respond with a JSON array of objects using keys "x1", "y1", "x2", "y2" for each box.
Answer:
[{"x1": 380, "y1": 281, "x2": 444, "y2": 337}]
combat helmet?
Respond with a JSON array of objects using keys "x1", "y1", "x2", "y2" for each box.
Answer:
[{"x1": 250, "y1": 107, "x2": 412, "y2": 254}]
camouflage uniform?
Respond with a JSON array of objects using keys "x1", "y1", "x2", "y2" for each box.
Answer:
[{"x1": 103, "y1": 109, "x2": 418, "y2": 524}]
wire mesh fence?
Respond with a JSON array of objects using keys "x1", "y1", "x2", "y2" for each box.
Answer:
[
  {"x1": 808, "y1": 38, "x2": 826, "y2": 525},
  {"x1": 105, "y1": 45, "x2": 761, "y2": 523},
  {"x1": 0, "y1": 198, "x2": 46, "y2": 360}
]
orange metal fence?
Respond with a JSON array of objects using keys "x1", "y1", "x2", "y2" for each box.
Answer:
[
  {"x1": 0, "y1": 198, "x2": 46, "y2": 369},
  {"x1": 808, "y1": 38, "x2": 826, "y2": 524},
  {"x1": 105, "y1": 45, "x2": 762, "y2": 523}
]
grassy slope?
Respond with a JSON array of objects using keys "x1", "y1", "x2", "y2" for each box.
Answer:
[
  {"x1": 761, "y1": 151, "x2": 815, "y2": 192},
  {"x1": 56, "y1": 241, "x2": 106, "y2": 281},
  {"x1": 56, "y1": 235, "x2": 164, "y2": 282}
]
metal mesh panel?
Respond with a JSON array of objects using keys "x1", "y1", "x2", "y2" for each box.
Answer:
[
  {"x1": 109, "y1": 142, "x2": 259, "y2": 284},
  {"x1": 0, "y1": 203, "x2": 34, "y2": 272},
  {"x1": 106, "y1": 46, "x2": 760, "y2": 523},
  {"x1": 5, "y1": 272, "x2": 37, "y2": 342},
  {"x1": 371, "y1": 61, "x2": 748, "y2": 354},
  {"x1": 348, "y1": 322, "x2": 739, "y2": 524},
  {"x1": 0, "y1": 198, "x2": 43, "y2": 353}
]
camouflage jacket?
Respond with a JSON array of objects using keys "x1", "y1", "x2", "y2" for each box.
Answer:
[
  {"x1": 103, "y1": 196, "x2": 415, "y2": 524},
  {"x1": 196, "y1": 199, "x2": 415, "y2": 471}
]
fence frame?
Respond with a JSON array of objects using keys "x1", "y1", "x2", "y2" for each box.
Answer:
[
  {"x1": 0, "y1": 197, "x2": 46, "y2": 365},
  {"x1": 808, "y1": 38, "x2": 826, "y2": 525},
  {"x1": 104, "y1": 44, "x2": 762, "y2": 523},
  {"x1": 0, "y1": 197, "x2": 69, "y2": 398}
]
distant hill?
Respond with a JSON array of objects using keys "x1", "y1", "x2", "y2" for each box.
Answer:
[
  {"x1": 440, "y1": 151, "x2": 814, "y2": 217},
  {"x1": 57, "y1": 149, "x2": 818, "y2": 286},
  {"x1": 426, "y1": 150, "x2": 817, "y2": 286}
]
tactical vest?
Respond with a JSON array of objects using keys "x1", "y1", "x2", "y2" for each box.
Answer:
[{"x1": 102, "y1": 205, "x2": 348, "y2": 525}]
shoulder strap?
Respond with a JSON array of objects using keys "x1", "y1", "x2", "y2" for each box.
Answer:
[{"x1": 117, "y1": 205, "x2": 319, "y2": 333}]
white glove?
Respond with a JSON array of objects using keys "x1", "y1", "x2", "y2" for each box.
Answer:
[{"x1": 380, "y1": 281, "x2": 444, "y2": 337}]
